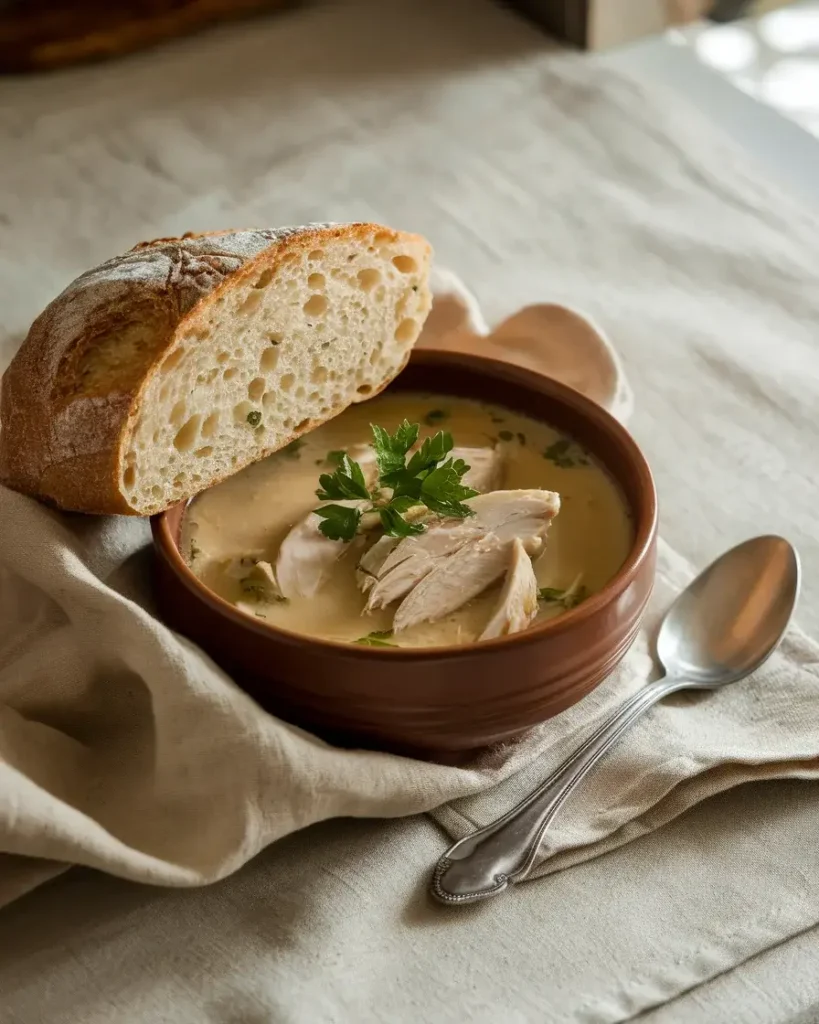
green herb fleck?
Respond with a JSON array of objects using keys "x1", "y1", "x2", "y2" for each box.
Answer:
[
  {"x1": 354, "y1": 630, "x2": 397, "y2": 647},
  {"x1": 538, "y1": 579, "x2": 589, "y2": 610},
  {"x1": 326, "y1": 449, "x2": 347, "y2": 467},
  {"x1": 246, "y1": 411, "x2": 262, "y2": 427},
  {"x1": 498, "y1": 430, "x2": 514, "y2": 442},
  {"x1": 543, "y1": 437, "x2": 589, "y2": 468},
  {"x1": 189, "y1": 541, "x2": 201, "y2": 562},
  {"x1": 281, "y1": 439, "x2": 305, "y2": 459},
  {"x1": 423, "y1": 409, "x2": 448, "y2": 426}
]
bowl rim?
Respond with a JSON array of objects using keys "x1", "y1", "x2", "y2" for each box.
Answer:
[{"x1": 151, "y1": 349, "x2": 658, "y2": 660}]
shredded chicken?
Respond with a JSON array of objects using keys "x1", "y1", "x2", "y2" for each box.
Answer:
[
  {"x1": 370, "y1": 489, "x2": 560, "y2": 628},
  {"x1": 479, "y1": 538, "x2": 539, "y2": 640},
  {"x1": 452, "y1": 446, "x2": 504, "y2": 493},
  {"x1": 276, "y1": 498, "x2": 368, "y2": 599}
]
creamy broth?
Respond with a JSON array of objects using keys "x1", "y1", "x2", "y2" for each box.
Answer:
[{"x1": 183, "y1": 393, "x2": 632, "y2": 648}]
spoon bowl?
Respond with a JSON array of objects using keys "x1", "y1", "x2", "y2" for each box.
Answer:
[{"x1": 657, "y1": 535, "x2": 801, "y2": 687}]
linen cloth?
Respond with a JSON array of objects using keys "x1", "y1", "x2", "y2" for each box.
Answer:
[{"x1": 2, "y1": 0, "x2": 819, "y2": 1020}]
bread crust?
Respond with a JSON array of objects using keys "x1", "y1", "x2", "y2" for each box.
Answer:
[{"x1": 0, "y1": 223, "x2": 428, "y2": 515}]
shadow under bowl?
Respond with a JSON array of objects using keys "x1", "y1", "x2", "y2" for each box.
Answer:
[{"x1": 151, "y1": 349, "x2": 658, "y2": 763}]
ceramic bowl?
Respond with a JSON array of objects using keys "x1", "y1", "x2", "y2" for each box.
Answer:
[{"x1": 151, "y1": 349, "x2": 658, "y2": 763}]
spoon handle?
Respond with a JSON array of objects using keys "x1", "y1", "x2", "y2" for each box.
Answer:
[{"x1": 431, "y1": 675, "x2": 690, "y2": 905}]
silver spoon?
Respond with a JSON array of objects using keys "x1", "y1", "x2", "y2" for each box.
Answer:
[{"x1": 431, "y1": 535, "x2": 801, "y2": 905}]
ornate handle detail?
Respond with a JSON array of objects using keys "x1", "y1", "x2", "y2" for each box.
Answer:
[{"x1": 431, "y1": 675, "x2": 689, "y2": 905}]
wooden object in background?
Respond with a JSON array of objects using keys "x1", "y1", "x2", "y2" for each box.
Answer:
[
  {"x1": 498, "y1": 0, "x2": 788, "y2": 49},
  {"x1": 0, "y1": 0, "x2": 299, "y2": 73}
]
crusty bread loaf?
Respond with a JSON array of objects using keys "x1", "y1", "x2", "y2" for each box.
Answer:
[{"x1": 0, "y1": 223, "x2": 433, "y2": 515}]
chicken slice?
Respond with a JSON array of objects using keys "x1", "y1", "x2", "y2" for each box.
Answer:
[
  {"x1": 479, "y1": 538, "x2": 539, "y2": 641},
  {"x1": 365, "y1": 522, "x2": 484, "y2": 610},
  {"x1": 276, "y1": 499, "x2": 367, "y2": 599},
  {"x1": 356, "y1": 534, "x2": 401, "y2": 593},
  {"x1": 452, "y1": 446, "x2": 504, "y2": 493},
  {"x1": 393, "y1": 535, "x2": 507, "y2": 632},
  {"x1": 369, "y1": 489, "x2": 560, "y2": 616}
]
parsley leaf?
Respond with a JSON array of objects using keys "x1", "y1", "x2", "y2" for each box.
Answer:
[
  {"x1": 419, "y1": 458, "x2": 479, "y2": 517},
  {"x1": 379, "y1": 505, "x2": 426, "y2": 537},
  {"x1": 326, "y1": 449, "x2": 346, "y2": 466},
  {"x1": 539, "y1": 579, "x2": 589, "y2": 610},
  {"x1": 316, "y1": 454, "x2": 371, "y2": 501},
  {"x1": 314, "y1": 504, "x2": 363, "y2": 542},
  {"x1": 405, "y1": 430, "x2": 453, "y2": 478},
  {"x1": 371, "y1": 420, "x2": 419, "y2": 479},
  {"x1": 354, "y1": 631, "x2": 397, "y2": 647},
  {"x1": 247, "y1": 411, "x2": 262, "y2": 427}
]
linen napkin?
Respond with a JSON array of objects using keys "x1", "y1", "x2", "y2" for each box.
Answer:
[{"x1": 2, "y1": 280, "x2": 818, "y2": 910}]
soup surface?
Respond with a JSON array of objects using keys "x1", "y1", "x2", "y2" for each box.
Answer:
[{"x1": 183, "y1": 392, "x2": 632, "y2": 647}]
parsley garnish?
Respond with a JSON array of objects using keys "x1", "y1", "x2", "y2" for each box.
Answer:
[
  {"x1": 538, "y1": 578, "x2": 589, "y2": 610},
  {"x1": 423, "y1": 409, "x2": 448, "y2": 426},
  {"x1": 543, "y1": 438, "x2": 590, "y2": 468},
  {"x1": 354, "y1": 629, "x2": 396, "y2": 647},
  {"x1": 281, "y1": 439, "x2": 305, "y2": 459},
  {"x1": 247, "y1": 411, "x2": 262, "y2": 427},
  {"x1": 312, "y1": 420, "x2": 478, "y2": 542},
  {"x1": 326, "y1": 449, "x2": 346, "y2": 466}
]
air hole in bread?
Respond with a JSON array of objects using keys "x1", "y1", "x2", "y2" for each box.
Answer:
[
  {"x1": 374, "y1": 285, "x2": 386, "y2": 302},
  {"x1": 303, "y1": 294, "x2": 328, "y2": 318},
  {"x1": 223, "y1": 367, "x2": 238, "y2": 381},
  {"x1": 295, "y1": 385, "x2": 306, "y2": 400},
  {"x1": 308, "y1": 273, "x2": 326, "y2": 291},
  {"x1": 152, "y1": 485, "x2": 163, "y2": 498},
  {"x1": 159, "y1": 382, "x2": 171, "y2": 402},
  {"x1": 123, "y1": 466, "x2": 136, "y2": 490},
  {"x1": 161, "y1": 347, "x2": 186, "y2": 373},
  {"x1": 374, "y1": 231, "x2": 392, "y2": 245},
  {"x1": 174, "y1": 414, "x2": 202, "y2": 453},
  {"x1": 295, "y1": 418, "x2": 310, "y2": 432},
  {"x1": 173, "y1": 475, "x2": 185, "y2": 488},
  {"x1": 262, "y1": 392, "x2": 276, "y2": 409},
  {"x1": 368, "y1": 348, "x2": 382, "y2": 365},
  {"x1": 233, "y1": 401, "x2": 255, "y2": 425},
  {"x1": 217, "y1": 351, "x2": 230, "y2": 364},
  {"x1": 308, "y1": 250, "x2": 324, "y2": 261},
  {"x1": 197, "y1": 368, "x2": 219, "y2": 385},
  {"x1": 195, "y1": 446, "x2": 213, "y2": 458},
  {"x1": 260, "y1": 346, "x2": 279, "y2": 373},
  {"x1": 309, "y1": 390, "x2": 320, "y2": 402},
  {"x1": 170, "y1": 400, "x2": 188, "y2": 427},
  {"x1": 357, "y1": 384, "x2": 373, "y2": 396},
  {"x1": 395, "y1": 318, "x2": 417, "y2": 344},
  {"x1": 239, "y1": 291, "x2": 263, "y2": 316},
  {"x1": 248, "y1": 377, "x2": 266, "y2": 401},
  {"x1": 280, "y1": 373, "x2": 295, "y2": 392},
  {"x1": 255, "y1": 268, "x2": 274, "y2": 289},
  {"x1": 392, "y1": 255, "x2": 417, "y2": 274},
  {"x1": 311, "y1": 364, "x2": 328, "y2": 384},
  {"x1": 357, "y1": 269, "x2": 381, "y2": 292},
  {"x1": 201, "y1": 411, "x2": 220, "y2": 439}
]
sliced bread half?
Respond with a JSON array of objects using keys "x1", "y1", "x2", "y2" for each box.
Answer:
[{"x1": 0, "y1": 223, "x2": 432, "y2": 515}]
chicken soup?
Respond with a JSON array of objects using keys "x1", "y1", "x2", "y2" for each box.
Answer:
[{"x1": 182, "y1": 393, "x2": 632, "y2": 648}]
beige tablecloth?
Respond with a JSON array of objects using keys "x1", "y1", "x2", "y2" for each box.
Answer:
[{"x1": 2, "y1": 0, "x2": 819, "y2": 1021}]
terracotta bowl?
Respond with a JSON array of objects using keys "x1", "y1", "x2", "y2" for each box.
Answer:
[{"x1": 151, "y1": 350, "x2": 658, "y2": 763}]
